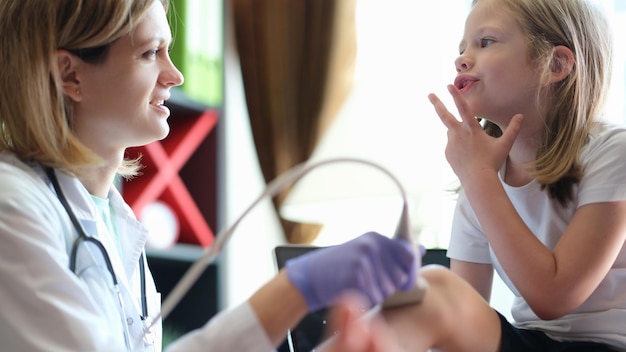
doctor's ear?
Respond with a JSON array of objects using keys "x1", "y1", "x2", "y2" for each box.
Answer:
[
  {"x1": 548, "y1": 45, "x2": 574, "y2": 84},
  {"x1": 55, "y1": 49, "x2": 82, "y2": 102}
]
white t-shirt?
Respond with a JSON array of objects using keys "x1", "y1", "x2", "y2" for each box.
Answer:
[{"x1": 447, "y1": 122, "x2": 626, "y2": 349}]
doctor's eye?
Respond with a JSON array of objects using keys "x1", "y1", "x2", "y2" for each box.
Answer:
[{"x1": 143, "y1": 48, "x2": 161, "y2": 60}]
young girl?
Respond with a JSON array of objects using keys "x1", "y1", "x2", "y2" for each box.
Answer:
[
  {"x1": 0, "y1": 0, "x2": 418, "y2": 351},
  {"x1": 378, "y1": 0, "x2": 626, "y2": 351}
]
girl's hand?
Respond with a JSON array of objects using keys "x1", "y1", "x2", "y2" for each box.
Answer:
[{"x1": 428, "y1": 85, "x2": 523, "y2": 185}]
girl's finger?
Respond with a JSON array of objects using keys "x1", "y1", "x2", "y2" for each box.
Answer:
[
  {"x1": 446, "y1": 84, "x2": 482, "y2": 128},
  {"x1": 428, "y1": 93, "x2": 459, "y2": 129},
  {"x1": 499, "y1": 113, "x2": 524, "y2": 152}
]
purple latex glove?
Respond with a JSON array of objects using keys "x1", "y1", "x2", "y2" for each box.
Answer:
[{"x1": 285, "y1": 232, "x2": 419, "y2": 312}]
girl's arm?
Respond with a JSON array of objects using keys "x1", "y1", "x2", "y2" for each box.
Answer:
[{"x1": 473, "y1": 187, "x2": 626, "y2": 319}]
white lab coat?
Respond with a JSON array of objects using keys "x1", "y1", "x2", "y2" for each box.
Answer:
[{"x1": 0, "y1": 152, "x2": 274, "y2": 352}]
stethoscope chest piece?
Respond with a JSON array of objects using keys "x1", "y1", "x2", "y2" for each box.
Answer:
[{"x1": 142, "y1": 317, "x2": 156, "y2": 345}]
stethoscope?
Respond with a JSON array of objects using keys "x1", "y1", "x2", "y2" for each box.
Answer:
[{"x1": 45, "y1": 166, "x2": 153, "y2": 350}]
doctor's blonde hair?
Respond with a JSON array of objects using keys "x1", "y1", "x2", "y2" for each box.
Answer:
[
  {"x1": 0, "y1": 0, "x2": 169, "y2": 177},
  {"x1": 473, "y1": 0, "x2": 612, "y2": 204}
]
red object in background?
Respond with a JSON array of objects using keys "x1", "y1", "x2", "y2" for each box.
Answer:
[{"x1": 123, "y1": 93, "x2": 219, "y2": 248}]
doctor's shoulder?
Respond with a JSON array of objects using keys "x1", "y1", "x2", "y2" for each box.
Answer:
[{"x1": 0, "y1": 152, "x2": 71, "y2": 243}]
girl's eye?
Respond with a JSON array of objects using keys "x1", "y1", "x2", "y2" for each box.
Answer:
[{"x1": 480, "y1": 38, "x2": 494, "y2": 48}]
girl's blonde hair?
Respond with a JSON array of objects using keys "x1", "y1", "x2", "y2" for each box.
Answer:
[
  {"x1": 474, "y1": 0, "x2": 613, "y2": 204},
  {"x1": 0, "y1": 0, "x2": 169, "y2": 177}
]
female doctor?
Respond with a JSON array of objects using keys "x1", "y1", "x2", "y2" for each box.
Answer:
[{"x1": 0, "y1": 0, "x2": 418, "y2": 351}]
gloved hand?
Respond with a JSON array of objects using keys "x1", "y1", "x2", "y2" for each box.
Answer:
[{"x1": 285, "y1": 232, "x2": 419, "y2": 312}]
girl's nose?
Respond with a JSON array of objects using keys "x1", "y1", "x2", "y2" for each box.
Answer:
[{"x1": 455, "y1": 54, "x2": 473, "y2": 73}]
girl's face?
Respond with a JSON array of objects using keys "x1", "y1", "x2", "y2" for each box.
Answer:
[
  {"x1": 454, "y1": 0, "x2": 541, "y2": 126},
  {"x1": 72, "y1": 1, "x2": 184, "y2": 160}
]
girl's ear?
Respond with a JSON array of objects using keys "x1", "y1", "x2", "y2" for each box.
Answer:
[
  {"x1": 549, "y1": 45, "x2": 575, "y2": 84},
  {"x1": 55, "y1": 50, "x2": 82, "y2": 102}
]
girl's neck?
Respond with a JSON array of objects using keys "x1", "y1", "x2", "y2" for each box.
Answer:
[
  {"x1": 503, "y1": 126, "x2": 541, "y2": 186},
  {"x1": 504, "y1": 157, "x2": 533, "y2": 187}
]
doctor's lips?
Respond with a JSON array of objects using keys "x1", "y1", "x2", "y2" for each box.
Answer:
[{"x1": 454, "y1": 75, "x2": 479, "y2": 93}]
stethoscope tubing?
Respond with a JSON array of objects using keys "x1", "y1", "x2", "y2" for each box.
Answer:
[{"x1": 44, "y1": 166, "x2": 149, "y2": 349}]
